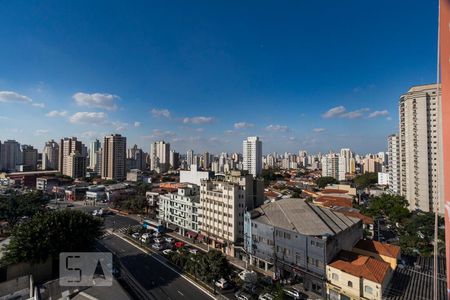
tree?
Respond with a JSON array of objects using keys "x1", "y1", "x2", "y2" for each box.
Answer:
[
  {"x1": 0, "y1": 191, "x2": 49, "y2": 226},
  {"x1": 363, "y1": 194, "x2": 410, "y2": 223},
  {"x1": 3, "y1": 210, "x2": 103, "y2": 264},
  {"x1": 205, "y1": 250, "x2": 231, "y2": 284},
  {"x1": 315, "y1": 176, "x2": 338, "y2": 189},
  {"x1": 353, "y1": 173, "x2": 378, "y2": 189}
]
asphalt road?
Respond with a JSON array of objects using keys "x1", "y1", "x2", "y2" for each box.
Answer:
[{"x1": 100, "y1": 233, "x2": 213, "y2": 300}]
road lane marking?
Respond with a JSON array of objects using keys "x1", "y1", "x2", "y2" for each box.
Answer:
[
  {"x1": 177, "y1": 291, "x2": 184, "y2": 296},
  {"x1": 110, "y1": 231, "x2": 215, "y2": 299}
]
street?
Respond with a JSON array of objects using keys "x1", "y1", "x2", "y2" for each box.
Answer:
[{"x1": 100, "y1": 232, "x2": 213, "y2": 300}]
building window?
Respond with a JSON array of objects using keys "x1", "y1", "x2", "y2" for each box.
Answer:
[
  {"x1": 365, "y1": 286, "x2": 373, "y2": 294},
  {"x1": 331, "y1": 273, "x2": 339, "y2": 281},
  {"x1": 348, "y1": 281, "x2": 353, "y2": 288}
]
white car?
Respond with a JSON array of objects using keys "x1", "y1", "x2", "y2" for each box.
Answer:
[
  {"x1": 258, "y1": 293, "x2": 275, "y2": 300},
  {"x1": 132, "y1": 232, "x2": 140, "y2": 239},
  {"x1": 154, "y1": 237, "x2": 164, "y2": 244},
  {"x1": 140, "y1": 235, "x2": 151, "y2": 243},
  {"x1": 165, "y1": 237, "x2": 174, "y2": 243},
  {"x1": 152, "y1": 243, "x2": 164, "y2": 250},
  {"x1": 141, "y1": 233, "x2": 151, "y2": 239},
  {"x1": 235, "y1": 291, "x2": 252, "y2": 300},
  {"x1": 92, "y1": 210, "x2": 98, "y2": 216},
  {"x1": 283, "y1": 287, "x2": 303, "y2": 300},
  {"x1": 162, "y1": 249, "x2": 172, "y2": 255},
  {"x1": 214, "y1": 278, "x2": 229, "y2": 289},
  {"x1": 189, "y1": 248, "x2": 199, "y2": 254}
]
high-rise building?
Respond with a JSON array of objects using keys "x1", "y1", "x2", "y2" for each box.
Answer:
[
  {"x1": 67, "y1": 152, "x2": 87, "y2": 178},
  {"x1": 1, "y1": 140, "x2": 22, "y2": 172},
  {"x1": 127, "y1": 144, "x2": 145, "y2": 170},
  {"x1": 89, "y1": 140, "x2": 101, "y2": 170},
  {"x1": 243, "y1": 136, "x2": 262, "y2": 177},
  {"x1": 42, "y1": 140, "x2": 59, "y2": 170},
  {"x1": 0, "y1": 140, "x2": 2, "y2": 171},
  {"x1": 203, "y1": 151, "x2": 210, "y2": 169},
  {"x1": 59, "y1": 137, "x2": 82, "y2": 177},
  {"x1": 388, "y1": 134, "x2": 401, "y2": 195},
  {"x1": 321, "y1": 152, "x2": 339, "y2": 180},
  {"x1": 186, "y1": 149, "x2": 194, "y2": 167},
  {"x1": 102, "y1": 134, "x2": 126, "y2": 180},
  {"x1": 169, "y1": 150, "x2": 180, "y2": 169},
  {"x1": 338, "y1": 148, "x2": 353, "y2": 181},
  {"x1": 150, "y1": 141, "x2": 170, "y2": 173},
  {"x1": 21, "y1": 145, "x2": 38, "y2": 171},
  {"x1": 399, "y1": 84, "x2": 441, "y2": 212}
]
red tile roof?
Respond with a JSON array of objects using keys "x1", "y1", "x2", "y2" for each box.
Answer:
[
  {"x1": 354, "y1": 240, "x2": 401, "y2": 259},
  {"x1": 322, "y1": 189, "x2": 349, "y2": 194},
  {"x1": 315, "y1": 196, "x2": 352, "y2": 208},
  {"x1": 329, "y1": 251, "x2": 391, "y2": 284}
]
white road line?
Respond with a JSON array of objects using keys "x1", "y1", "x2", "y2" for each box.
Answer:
[
  {"x1": 177, "y1": 290, "x2": 184, "y2": 296},
  {"x1": 110, "y1": 231, "x2": 216, "y2": 300}
]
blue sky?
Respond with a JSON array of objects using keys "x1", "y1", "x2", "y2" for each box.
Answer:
[{"x1": 0, "y1": 0, "x2": 438, "y2": 154}]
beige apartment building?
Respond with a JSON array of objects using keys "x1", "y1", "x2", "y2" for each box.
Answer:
[
  {"x1": 58, "y1": 137, "x2": 82, "y2": 177},
  {"x1": 399, "y1": 84, "x2": 442, "y2": 212},
  {"x1": 199, "y1": 171, "x2": 263, "y2": 256},
  {"x1": 102, "y1": 134, "x2": 126, "y2": 181}
]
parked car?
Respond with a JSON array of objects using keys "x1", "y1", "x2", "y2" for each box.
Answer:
[
  {"x1": 188, "y1": 248, "x2": 199, "y2": 254},
  {"x1": 238, "y1": 270, "x2": 257, "y2": 283},
  {"x1": 153, "y1": 232, "x2": 162, "y2": 237},
  {"x1": 92, "y1": 210, "x2": 98, "y2": 216},
  {"x1": 214, "y1": 278, "x2": 229, "y2": 289},
  {"x1": 235, "y1": 290, "x2": 252, "y2": 300},
  {"x1": 154, "y1": 237, "x2": 164, "y2": 244},
  {"x1": 162, "y1": 249, "x2": 172, "y2": 256},
  {"x1": 141, "y1": 233, "x2": 151, "y2": 239},
  {"x1": 283, "y1": 287, "x2": 304, "y2": 300},
  {"x1": 152, "y1": 243, "x2": 164, "y2": 250},
  {"x1": 165, "y1": 237, "x2": 174, "y2": 243},
  {"x1": 258, "y1": 293, "x2": 275, "y2": 300},
  {"x1": 132, "y1": 232, "x2": 140, "y2": 239},
  {"x1": 140, "y1": 235, "x2": 151, "y2": 243}
]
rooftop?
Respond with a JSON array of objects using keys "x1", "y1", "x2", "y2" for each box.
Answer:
[
  {"x1": 329, "y1": 250, "x2": 391, "y2": 284},
  {"x1": 251, "y1": 198, "x2": 360, "y2": 236},
  {"x1": 314, "y1": 195, "x2": 353, "y2": 208},
  {"x1": 354, "y1": 239, "x2": 401, "y2": 259}
]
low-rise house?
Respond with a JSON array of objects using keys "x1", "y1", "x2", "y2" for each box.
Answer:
[
  {"x1": 244, "y1": 198, "x2": 363, "y2": 298},
  {"x1": 327, "y1": 250, "x2": 393, "y2": 300},
  {"x1": 352, "y1": 240, "x2": 401, "y2": 270},
  {"x1": 36, "y1": 177, "x2": 60, "y2": 192},
  {"x1": 85, "y1": 185, "x2": 107, "y2": 204}
]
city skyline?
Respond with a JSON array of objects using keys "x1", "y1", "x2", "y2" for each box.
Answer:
[{"x1": 0, "y1": 0, "x2": 438, "y2": 153}]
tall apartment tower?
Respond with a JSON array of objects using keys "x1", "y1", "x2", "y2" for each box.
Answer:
[
  {"x1": 59, "y1": 137, "x2": 82, "y2": 176},
  {"x1": 67, "y1": 152, "x2": 87, "y2": 178},
  {"x1": 169, "y1": 150, "x2": 180, "y2": 170},
  {"x1": 42, "y1": 140, "x2": 59, "y2": 170},
  {"x1": 102, "y1": 134, "x2": 126, "y2": 180},
  {"x1": 1, "y1": 140, "x2": 22, "y2": 172},
  {"x1": 321, "y1": 152, "x2": 339, "y2": 181},
  {"x1": 127, "y1": 144, "x2": 145, "y2": 170},
  {"x1": 21, "y1": 145, "x2": 38, "y2": 171},
  {"x1": 338, "y1": 148, "x2": 353, "y2": 181},
  {"x1": 243, "y1": 136, "x2": 262, "y2": 177},
  {"x1": 89, "y1": 139, "x2": 101, "y2": 170},
  {"x1": 388, "y1": 134, "x2": 401, "y2": 195},
  {"x1": 186, "y1": 149, "x2": 194, "y2": 167},
  {"x1": 399, "y1": 84, "x2": 442, "y2": 212},
  {"x1": 150, "y1": 141, "x2": 170, "y2": 173}
]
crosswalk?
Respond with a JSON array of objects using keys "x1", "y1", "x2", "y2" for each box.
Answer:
[{"x1": 100, "y1": 225, "x2": 141, "y2": 239}]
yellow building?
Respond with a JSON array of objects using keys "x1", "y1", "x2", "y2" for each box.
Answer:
[{"x1": 326, "y1": 251, "x2": 392, "y2": 300}]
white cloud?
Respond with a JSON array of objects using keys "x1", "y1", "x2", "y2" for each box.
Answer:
[
  {"x1": 81, "y1": 131, "x2": 100, "y2": 138},
  {"x1": 234, "y1": 122, "x2": 254, "y2": 129},
  {"x1": 46, "y1": 110, "x2": 68, "y2": 117},
  {"x1": 182, "y1": 116, "x2": 214, "y2": 124},
  {"x1": 0, "y1": 116, "x2": 9, "y2": 120},
  {"x1": 313, "y1": 128, "x2": 326, "y2": 133},
  {"x1": 341, "y1": 108, "x2": 369, "y2": 119},
  {"x1": 151, "y1": 108, "x2": 171, "y2": 118},
  {"x1": 73, "y1": 92, "x2": 119, "y2": 110},
  {"x1": 266, "y1": 124, "x2": 290, "y2": 132},
  {"x1": 134, "y1": 121, "x2": 141, "y2": 127},
  {"x1": 69, "y1": 112, "x2": 107, "y2": 124},
  {"x1": 32, "y1": 102, "x2": 45, "y2": 108},
  {"x1": 35, "y1": 129, "x2": 49, "y2": 136},
  {"x1": 111, "y1": 121, "x2": 128, "y2": 131},
  {"x1": 142, "y1": 129, "x2": 176, "y2": 140},
  {"x1": 368, "y1": 110, "x2": 389, "y2": 118},
  {"x1": 0, "y1": 91, "x2": 32, "y2": 103},
  {"x1": 322, "y1": 106, "x2": 346, "y2": 118}
]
